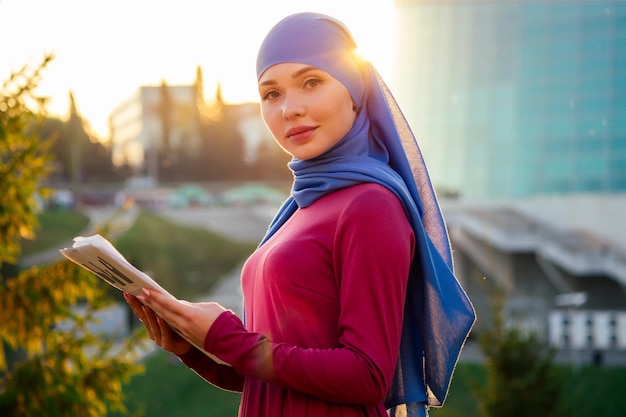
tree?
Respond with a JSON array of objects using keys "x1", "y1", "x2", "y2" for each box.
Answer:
[
  {"x1": 0, "y1": 54, "x2": 142, "y2": 417},
  {"x1": 475, "y1": 290, "x2": 569, "y2": 417},
  {"x1": 188, "y1": 82, "x2": 245, "y2": 181},
  {"x1": 39, "y1": 93, "x2": 115, "y2": 184},
  {"x1": 67, "y1": 91, "x2": 84, "y2": 184},
  {"x1": 248, "y1": 139, "x2": 292, "y2": 181},
  {"x1": 0, "y1": 54, "x2": 53, "y2": 266}
]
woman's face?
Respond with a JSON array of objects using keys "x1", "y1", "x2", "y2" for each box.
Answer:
[{"x1": 258, "y1": 63, "x2": 356, "y2": 160}]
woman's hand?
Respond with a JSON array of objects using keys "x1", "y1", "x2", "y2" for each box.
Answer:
[
  {"x1": 124, "y1": 292, "x2": 192, "y2": 355},
  {"x1": 126, "y1": 288, "x2": 227, "y2": 354}
]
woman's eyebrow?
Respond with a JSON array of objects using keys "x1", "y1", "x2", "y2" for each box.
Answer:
[
  {"x1": 259, "y1": 66, "x2": 320, "y2": 87},
  {"x1": 291, "y1": 66, "x2": 318, "y2": 78},
  {"x1": 259, "y1": 79, "x2": 277, "y2": 87}
]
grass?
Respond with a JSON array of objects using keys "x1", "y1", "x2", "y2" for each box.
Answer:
[
  {"x1": 109, "y1": 351, "x2": 241, "y2": 417},
  {"x1": 559, "y1": 365, "x2": 626, "y2": 417},
  {"x1": 430, "y1": 362, "x2": 626, "y2": 417},
  {"x1": 112, "y1": 211, "x2": 257, "y2": 300},
  {"x1": 20, "y1": 210, "x2": 90, "y2": 256},
  {"x1": 429, "y1": 362, "x2": 486, "y2": 417}
]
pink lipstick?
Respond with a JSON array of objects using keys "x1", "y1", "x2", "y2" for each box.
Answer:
[{"x1": 286, "y1": 125, "x2": 316, "y2": 142}]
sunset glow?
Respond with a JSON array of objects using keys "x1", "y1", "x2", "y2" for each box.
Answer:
[{"x1": 0, "y1": 0, "x2": 395, "y2": 140}]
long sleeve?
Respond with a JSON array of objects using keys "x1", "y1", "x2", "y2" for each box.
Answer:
[
  {"x1": 204, "y1": 184, "x2": 415, "y2": 409},
  {"x1": 178, "y1": 342, "x2": 245, "y2": 392}
]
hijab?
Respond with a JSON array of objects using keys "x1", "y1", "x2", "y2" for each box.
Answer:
[{"x1": 256, "y1": 12, "x2": 475, "y2": 416}]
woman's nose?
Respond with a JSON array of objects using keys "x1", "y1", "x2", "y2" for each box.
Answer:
[{"x1": 281, "y1": 93, "x2": 305, "y2": 119}]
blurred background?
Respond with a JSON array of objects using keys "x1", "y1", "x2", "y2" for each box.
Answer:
[
  {"x1": 2, "y1": 0, "x2": 625, "y2": 416},
  {"x1": 391, "y1": 0, "x2": 626, "y2": 367}
]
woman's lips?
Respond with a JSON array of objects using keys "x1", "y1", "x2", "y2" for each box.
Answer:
[{"x1": 286, "y1": 126, "x2": 316, "y2": 142}]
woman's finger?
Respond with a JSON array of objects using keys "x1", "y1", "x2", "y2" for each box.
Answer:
[
  {"x1": 156, "y1": 315, "x2": 193, "y2": 355},
  {"x1": 137, "y1": 288, "x2": 184, "y2": 328},
  {"x1": 137, "y1": 288, "x2": 227, "y2": 349},
  {"x1": 125, "y1": 292, "x2": 192, "y2": 355},
  {"x1": 141, "y1": 304, "x2": 162, "y2": 343},
  {"x1": 157, "y1": 316, "x2": 177, "y2": 345},
  {"x1": 124, "y1": 292, "x2": 147, "y2": 322}
]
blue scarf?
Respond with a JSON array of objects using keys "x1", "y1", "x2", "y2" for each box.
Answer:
[{"x1": 256, "y1": 13, "x2": 475, "y2": 415}]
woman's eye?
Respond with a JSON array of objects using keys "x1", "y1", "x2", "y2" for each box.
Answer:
[
  {"x1": 263, "y1": 90, "x2": 280, "y2": 100},
  {"x1": 305, "y1": 78, "x2": 321, "y2": 88}
]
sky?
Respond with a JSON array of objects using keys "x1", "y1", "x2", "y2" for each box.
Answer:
[{"x1": 0, "y1": 0, "x2": 395, "y2": 140}]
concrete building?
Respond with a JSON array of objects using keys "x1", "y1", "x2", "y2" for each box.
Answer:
[{"x1": 442, "y1": 194, "x2": 626, "y2": 365}]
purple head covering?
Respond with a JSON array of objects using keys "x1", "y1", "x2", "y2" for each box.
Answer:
[{"x1": 256, "y1": 12, "x2": 475, "y2": 416}]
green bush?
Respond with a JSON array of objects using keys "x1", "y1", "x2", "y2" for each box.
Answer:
[{"x1": 475, "y1": 293, "x2": 569, "y2": 417}]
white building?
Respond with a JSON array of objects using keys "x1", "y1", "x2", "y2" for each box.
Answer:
[{"x1": 108, "y1": 84, "x2": 202, "y2": 175}]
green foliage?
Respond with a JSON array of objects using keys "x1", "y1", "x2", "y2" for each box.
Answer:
[
  {"x1": 0, "y1": 54, "x2": 54, "y2": 267},
  {"x1": 39, "y1": 114, "x2": 116, "y2": 183},
  {"x1": 430, "y1": 362, "x2": 485, "y2": 417},
  {"x1": 475, "y1": 293, "x2": 569, "y2": 417},
  {"x1": 430, "y1": 361, "x2": 626, "y2": 417},
  {"x1": 0, "y1": 262, "x2": 143, "y2": 416},
  {"x1": 0, "y1": 55, "x2": 142, "y2": 417}
]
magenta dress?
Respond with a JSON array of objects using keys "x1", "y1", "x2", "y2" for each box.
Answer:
[{"x1": 180, "y1": 183, "x2": 415, "y2": 416}]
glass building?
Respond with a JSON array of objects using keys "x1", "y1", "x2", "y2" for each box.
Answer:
[{"x1": 392, "y1": 0, "x2": 626, "y2": 199}]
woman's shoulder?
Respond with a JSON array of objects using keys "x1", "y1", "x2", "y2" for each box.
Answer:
[
  {"x1": 331, "y1": 183, "x2": 413, "y2": 237},
  {"x1": 334, "y1": 182, "x2": 399, "y2": 203},
  {"x1": 322, "y1": 183, "x2": 405, "y2": 215},
  {"x1": 304, "y1": 183, "x2": 413, "y2": 238}
]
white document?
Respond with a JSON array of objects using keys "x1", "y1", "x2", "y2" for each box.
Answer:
[
  {"x1": 60, "y1": 234, "x2": 172, "y2": 298},
  {"x1": 60, "y1": 234, "x2": 230, "y2": 366}
]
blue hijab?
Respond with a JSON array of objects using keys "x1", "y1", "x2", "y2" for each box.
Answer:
[{"x1": 256, "y1": 13, "x2": 475, "y2": 415}]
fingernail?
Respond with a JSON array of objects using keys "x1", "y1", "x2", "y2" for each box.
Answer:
[{"x1": 142, "y1": 288, "x2": 151, "y2": 297}]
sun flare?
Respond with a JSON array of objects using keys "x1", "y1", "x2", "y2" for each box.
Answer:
[{"x1": 0, "y1": 0, "x2": 395, "y2": 139}]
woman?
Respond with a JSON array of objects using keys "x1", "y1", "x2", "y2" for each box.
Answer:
[{"x1": 125, "y1": 12, "x2": 475, "y2": 417}]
